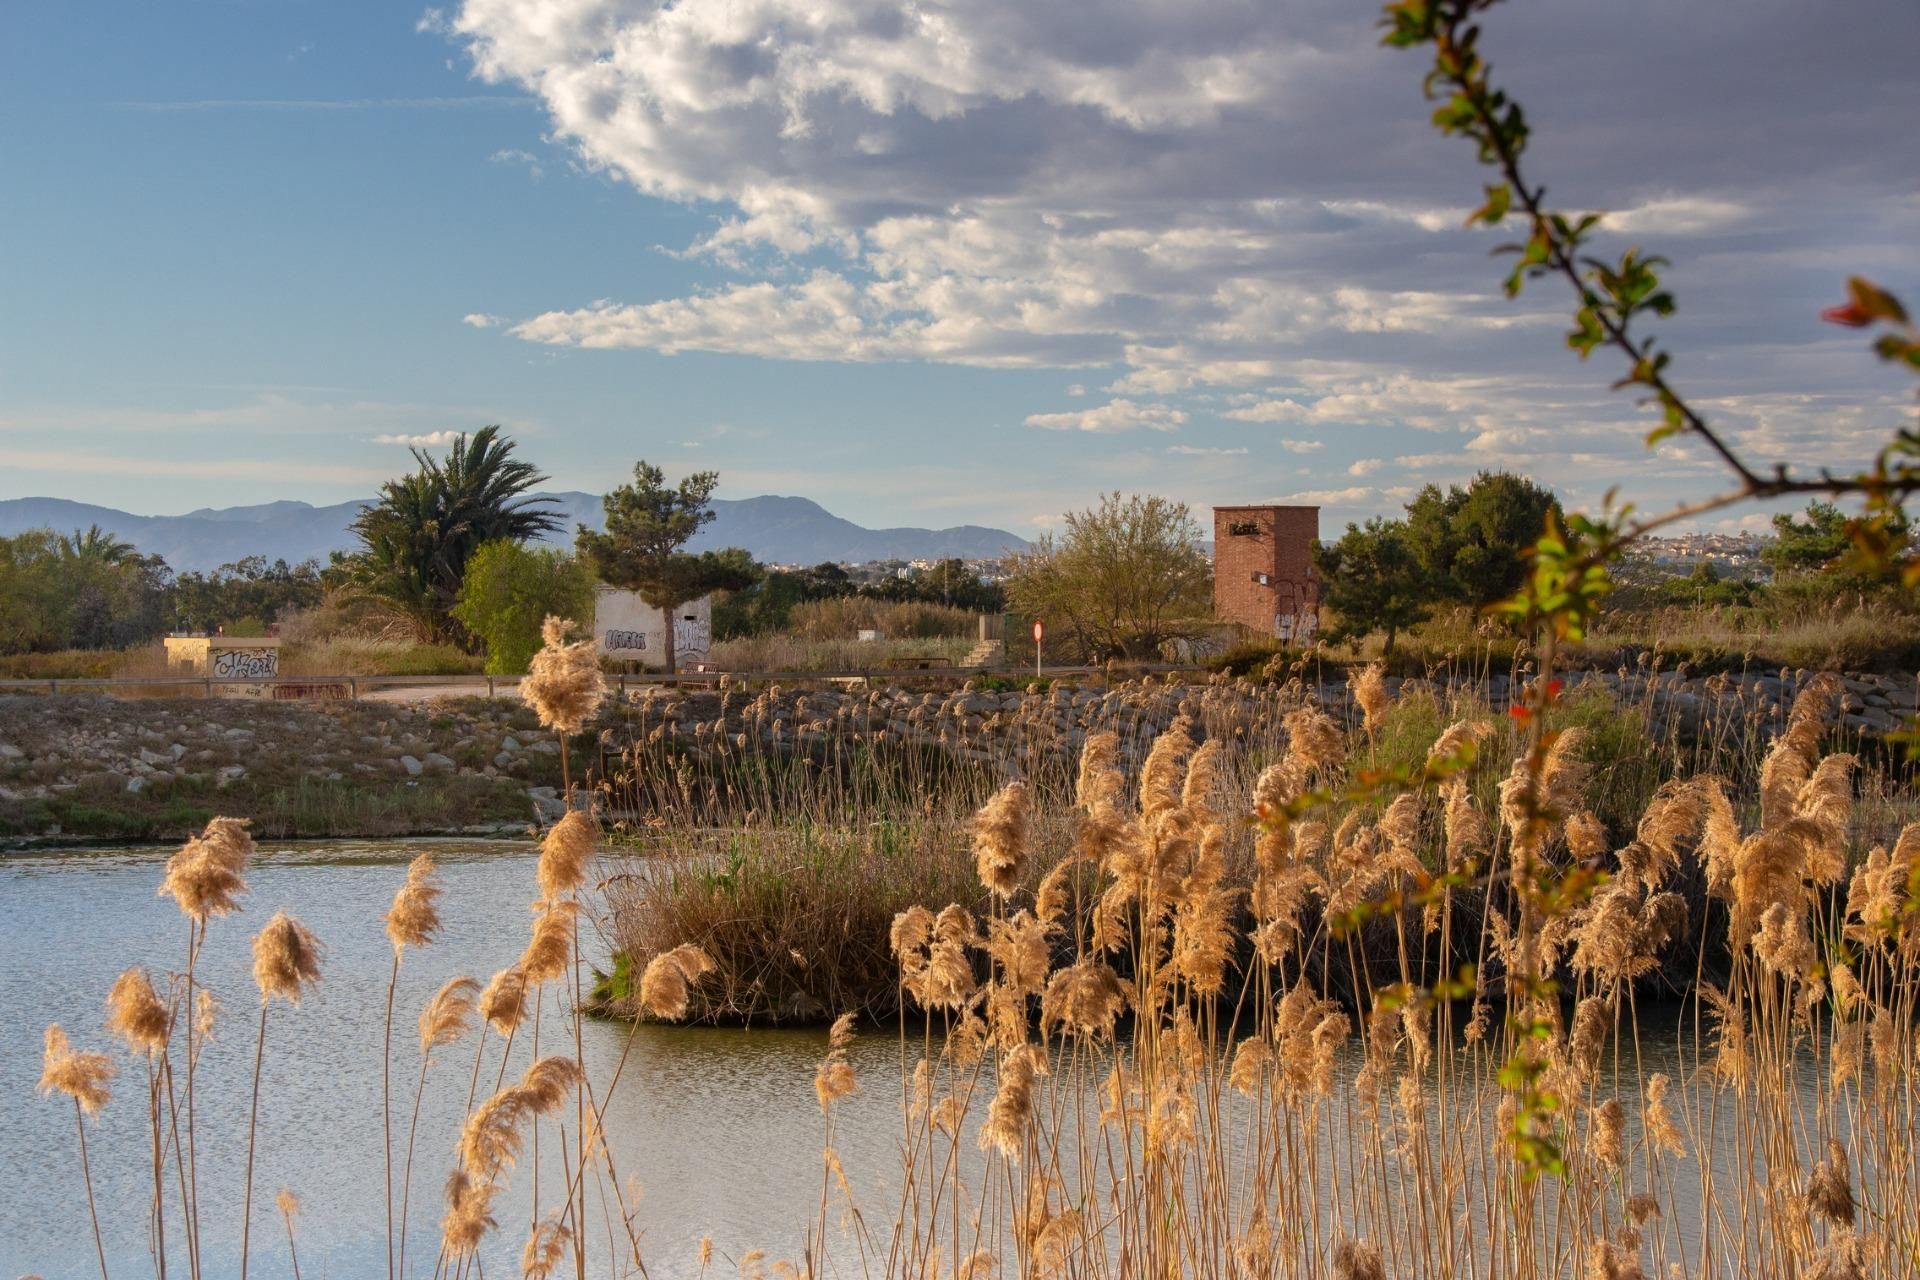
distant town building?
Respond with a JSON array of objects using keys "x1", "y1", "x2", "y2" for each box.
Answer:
[{"x1": 1212, "y1": 505, "x2": 1320, "y2": 642}]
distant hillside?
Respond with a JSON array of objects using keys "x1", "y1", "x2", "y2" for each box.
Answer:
[{"x1": 0, "y1": 493, "x2": 1028, "y2": 573}]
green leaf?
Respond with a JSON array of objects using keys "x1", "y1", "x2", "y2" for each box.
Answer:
[{"x1": 1468, "y1": 182, "x2": 1512, "y2": 226}]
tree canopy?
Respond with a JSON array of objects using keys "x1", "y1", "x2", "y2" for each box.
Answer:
[
  {"x1": 452, "y1": 541, "x2": 597, "y2": 675},
  {"x1": 1312, "y1": 517, "x2": 1432, "y2": 654},
  {"x1": 1404, "y1": 472, "x2": 1560, "y2": 606},
  {"x1": 576, "y1": 462, "x2": 758, "y2": 671},
  {"x1": 1006, "y1": 492, "x2": 1210, "y2": 662},
  {"x1": 344, "y1": 426, "x2": 560, "y2": 645}
]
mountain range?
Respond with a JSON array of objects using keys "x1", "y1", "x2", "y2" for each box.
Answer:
[{"x1": 0, "y1": 493, "x2": 1029, "y2": 573}]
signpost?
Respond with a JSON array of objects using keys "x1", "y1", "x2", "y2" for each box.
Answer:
[{"x1": 1032, "y1": 619, "x2": 1044, "y2": 679}]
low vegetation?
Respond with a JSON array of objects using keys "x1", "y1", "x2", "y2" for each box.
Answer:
[{"x1": 29, "y1": 636, "x2": 1920, "y2": 1277}]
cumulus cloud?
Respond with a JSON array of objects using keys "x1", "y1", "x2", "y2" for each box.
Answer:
[
  {"x1": 1167, "y1": 445, "x2": 1249, "y2": 457},
  {"x1": 462, "y1": 313, "x2": 506, "y2": 328},
  {"x1": 1025, "y1": 399, "x2": 1187, "y2": 433},
  {"x1": 437, "y1": 0, "x2": 1919, "y2": 522}
]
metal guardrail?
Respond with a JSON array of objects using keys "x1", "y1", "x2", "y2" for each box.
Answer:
[{"x1": 0, "y1": 664, "x2": 1181, "y2": 699}]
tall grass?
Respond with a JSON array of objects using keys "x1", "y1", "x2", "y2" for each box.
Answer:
[
  {"x1": 706, "y1": 633, "x2": 973, "y2": 672},
  {"x1": 26, "y1": 647, "x2": 1920, "y2": 1277}
]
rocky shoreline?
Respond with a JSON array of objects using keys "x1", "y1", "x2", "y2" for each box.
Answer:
[{"x1": 3, "y1": 664, "x2": 1912, "y2": 841}]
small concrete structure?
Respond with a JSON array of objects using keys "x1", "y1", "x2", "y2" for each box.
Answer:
[
  {"x1": 1212, "y1": 505, "x2": 1321, "y2": 643},
  {"x1": 592, "y1": 587, "x2": 713, "y2": 671},
  {"x1": 163, "y1": 635, "x2": 282, "y2": 697}
]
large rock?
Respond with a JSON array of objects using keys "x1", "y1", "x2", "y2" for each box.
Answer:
[{"x1": 399, "y1": 755, "x2": 425, "y2": 777}]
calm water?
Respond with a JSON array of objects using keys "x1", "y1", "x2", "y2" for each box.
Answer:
[
  {"x1": 1, "y1": 840, "x2": 1853, "y2": 1279},
  {"x1": 0, "y1": 840, "x2": 909, "y2": 1280}
]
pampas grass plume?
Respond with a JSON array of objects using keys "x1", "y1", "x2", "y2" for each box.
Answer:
[
  {"x1": 252, "y1": 912, "x2": 323, "y2": 1006},
  {"x1": 419, "y1": 975, "x2": 482, "y2": 1053},
  {"x1": 159, "y1": 816, "x2": 255, "y2": 922},
  {"x1": 520, "y1": 898, "x2": 577, "y2": 985},
  {"x1": 639, "y1": 943, "x2": 715, "y2": 1020},
  {"x1": 523, "y1": 616, "x2": 605, "y2": 735},
  {"x1": 522, "y1": 1214, "x2": 574, "y2": 1280},
  {"x1": 385, "y1": 853, "x2": 442, "y2": 952},
  {"x1": 537, "y1": 808, "x2": 597, "y2": 900},
  {"x1": 480, "y1": 964, "x2": 530, "y2": 1036},
  {"x1": 972, "y1": 780, "x2": 1031, "y2": 898},
  {"x1": 106, "y1": 967, "x2": 171, "y2": 1056},
  {"x1": 39, "y1": 1024, "x2": 113, "y2": 1115}
]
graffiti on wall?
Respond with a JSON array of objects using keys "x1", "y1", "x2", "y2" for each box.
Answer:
[
  {"x1": 604, "y1": 630, "x2": 649, "y2": 653},
  {"x1": 674, "y1": 616, "x2": 711, "y2": 657},
  {"x1": 1272, "y1": 579, "x2": 1318, "y2": 643},
  {"x1": 211, "y1": 648, "x2": 278, "y2": 679}
]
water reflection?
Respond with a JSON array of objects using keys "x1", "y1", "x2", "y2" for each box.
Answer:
[{"x1": 0, "y1": 841, "x2": 902, "y2": 1279}]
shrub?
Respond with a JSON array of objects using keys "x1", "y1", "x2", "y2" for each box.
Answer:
[{"x1": 451, "y1": 541, "x2": 596, "y2": 675}]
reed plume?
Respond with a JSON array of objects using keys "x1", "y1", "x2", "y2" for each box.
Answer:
[
  {"x1": 385, "y1": 852, "x2": 442, "y2": 952},
  {"x1": 159, "y1": 815, "x2": 254, "y2": 921},
  {"x1": 1332, "y1": 1237, "x2": 1385, "y2": 1280},
  {"x1": 521, "y1": 898, "x2": 578, "y2": 985},
  {"x1": 523, "y1": 616, "x2": 606, "y2": 735},
  {"x1": 1350, "y1": 664, "x2": 1390, "y2": 738},
  {"x1": 537, "y1": 808, "x2": 597, "y2": 900},
  {"x1": 420, "y1": 975, "x2": 483, "y2": 1051},
  {"x1": 105, "y1": 966, "x2": 171, "y2": 1055},
  {"x1": 481, "y1": 964, "x2": 532, "y2": 1035},
  {"x1": 639, "y1": 943, "x2": 716, "y2": 1020},
  {"x1": 523, "y1": 1214, "x2": 574, "y2": 1279},
  {"x1": 442, "y1": 1168, "x2": 500, "y2": 1257},
  {"x1": 1807, "y1": 1139, "x2": 1856, "y2": 1226},
  {"x1": 243, "y1": 913, "x2": 321, "y2": 1280},
  {"x1": 815, "y1": 1012, "x2": 859, "y2": 1112},
  {"x1": 39, "y1": 1024, "x2": 113, "y2": 1115},
  {"x1": 972, "y1": 780, "x2": 1032, "y2": 898},
  {"x1": 41, "y1": 1024, "x2": 112, "y2": 1280},
  {"x1": 277, "y1": 1189, "x2": 303, "y2": 1280},
  {"x1": 252, "y1": 912, "x2": 324, "y2": 1005},
  {"x1": 979, "y1": 1044, "x2": 1048, "y2": 1158}
]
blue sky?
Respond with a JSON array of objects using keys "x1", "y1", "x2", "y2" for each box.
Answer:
[{"x1": 3, "y1": 1, "x2": 1915, "y2": 539}]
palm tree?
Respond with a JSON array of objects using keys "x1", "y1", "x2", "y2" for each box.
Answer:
[
  {"x1": 60, "y1": 525, "x2": 136, "y2": 566},
  {"x1": 346, "y1": 427, "x2": 562, "y2": 644}
]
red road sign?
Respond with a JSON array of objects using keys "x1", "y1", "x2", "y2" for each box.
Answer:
[{"x1": 1032, "y1": 620, "x2": 1045, "y2": 643}]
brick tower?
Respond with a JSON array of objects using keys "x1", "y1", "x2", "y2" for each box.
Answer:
[{"x1": 1212, "y1": 505, "x2": 1320, "y2": 642}]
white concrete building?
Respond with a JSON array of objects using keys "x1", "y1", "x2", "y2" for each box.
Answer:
[{"x1": 591, "y1": 586, "x2": 713, "y2": 671}]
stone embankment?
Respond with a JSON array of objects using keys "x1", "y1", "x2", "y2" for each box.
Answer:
[
  {"x1": 2, "y1": 665, "x2": 1912, "y2": 838},
  {"x1": 607, "y1": 666, "x2": 1919, "y2": 764},
  {"x1": 0, "y1": 694, "x2": 566, "y2": 836}
]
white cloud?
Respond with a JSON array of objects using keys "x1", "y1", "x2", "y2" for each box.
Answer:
[
  {"x1": 1347, "y1": 457, "x2": 1384, "y2": 477},
  {"x1": 489, "y1": 147, "x2": 544, "y2": 180},
  {"x1": 433, "y1": 0, "x2": 1920, "y2": 525},
  {"x1": 462, "y1": 312, "x2": 506, "y2": 329},
  {"x1": 1278, "y1": 439, "x2": 1324, "y2": 454},
  {"x1": 1607, "y1": 195, "x2": 1749, "y2": 235},
  {"x1": 1066, "y1": 384, "x2": 1086, "y2": 398},
  {"x1": 372, "y1": 431, "x2": 463, "y2": 446},
  {"x1": 1025, "y1": 399, "x2": 1187, "y2": 433},
  {"x1": 1167, "y1": 445, "x2": 1249, "y2": 457}
]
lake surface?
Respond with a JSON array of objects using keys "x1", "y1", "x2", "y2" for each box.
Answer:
[
  {"x1": 0, "y1": 839, "x2": 912, "y2": 1280},
  {"x1": 0, "y1": 839, "x2": 1860, "y2": 1280}
]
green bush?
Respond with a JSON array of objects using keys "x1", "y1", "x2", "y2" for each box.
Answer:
[{"x1": 452, "y1": 540, "x2": 596, "y2": 675}]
